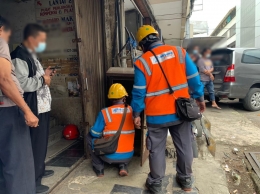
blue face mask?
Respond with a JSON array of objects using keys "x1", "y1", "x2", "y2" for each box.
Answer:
[
  {"x1": 193, "y1": 50, "x2": 198, "y2": 54},
  {"x1": 35, "y1": 42, "x2": 46, "y2": 53}
]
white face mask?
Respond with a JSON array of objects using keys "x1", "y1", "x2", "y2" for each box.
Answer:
[{"x1": 206, "y1": 54, "x2": 211, "y2": 58}]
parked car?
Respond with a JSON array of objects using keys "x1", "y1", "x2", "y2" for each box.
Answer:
[{"x1": 205, "y1": 48, "x2": 260, "y2": 111}]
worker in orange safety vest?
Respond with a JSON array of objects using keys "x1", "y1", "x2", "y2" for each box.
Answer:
[
  {"x1": 131, "y1": 25, "x2": 206, "y2": 193},
  {"x1": 87, "y1": 83, "x2": 135, "y2": 177}
]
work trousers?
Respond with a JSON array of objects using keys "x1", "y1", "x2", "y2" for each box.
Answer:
[
  {"x1": 86, "y1": 134, "x2": 129, "y2": 170},
  {"x1": 146, "y1": 121, "x2": 193, "y2": 184},
  {"x1": 0, "y1": 106, "x2": 35, "y2": 194},
  {"x1": 30, "y1": 111, "x2": 50, "y2": 186}
]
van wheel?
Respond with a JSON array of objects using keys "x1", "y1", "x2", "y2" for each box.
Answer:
[{"x1": 243, "y1": 88, "x2": 260, "y2": 111}]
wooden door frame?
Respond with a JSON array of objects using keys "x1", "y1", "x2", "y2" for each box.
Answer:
[{"x1": 73, "y1": 0, "x2": 106, "y2": 157}]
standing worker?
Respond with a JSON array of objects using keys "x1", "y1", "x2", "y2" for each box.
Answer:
[
  {"x1": 87, "y1": 84, "x2": 135, "y2": 177},
  {"x1": 11, "y1": 24, "x2": 54, "y2": 194},
  {"x1": 131, "y1": 25, "x2": 205, "y2": 193},
  {"x1": 0, "y1": 16, "x2": 38, "y2": 194}
]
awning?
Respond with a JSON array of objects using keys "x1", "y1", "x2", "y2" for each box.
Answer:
[
  {"x1": 125, "y1": 0, "x2": 192, "y2": 46},
  {"x1": 182, "y1": 36, "x2": 225, "y2": 49},
  {"x1": 148, "y1": 0, "x2": 191, "y2": 46}
]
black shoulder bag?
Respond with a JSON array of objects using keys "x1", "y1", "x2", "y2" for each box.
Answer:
[
  {"x1": 93, "y1": 104, "x2": 128, "y2": 155},
  {"x1": 149, "y1": 49, "x2": 202, "y2": 122}
]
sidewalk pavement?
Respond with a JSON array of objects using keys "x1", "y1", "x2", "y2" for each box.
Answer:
[{"x1": 50, "y1": 155, "x2": 229, "y2": 194}]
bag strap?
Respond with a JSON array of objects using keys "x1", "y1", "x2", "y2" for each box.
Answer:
[
  {"x1": 149, "y1": 49, "x2": 174, "y2": 94},
  {"x1": 114, "y1": 105, "x2": 128, "y2": 136}
]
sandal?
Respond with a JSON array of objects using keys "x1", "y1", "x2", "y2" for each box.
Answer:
[{"x1": 212, "y1": 105, "x2": 221, "y2": 110}]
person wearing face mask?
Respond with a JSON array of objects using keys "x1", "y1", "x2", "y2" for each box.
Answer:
[
  {"x1": 11, "y1": 24, "x2": 54, "y2": 194},
  {"x1": 197, "y1": 48, "x2": 221, "y2": 110}
]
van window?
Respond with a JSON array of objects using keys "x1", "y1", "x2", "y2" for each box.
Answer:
[
  {"x1": 242, "y1": 49, "x2": 260, "y2": 64},
  {"x1": 211, "y1": 53, "x2": 232, "y2": 66}
]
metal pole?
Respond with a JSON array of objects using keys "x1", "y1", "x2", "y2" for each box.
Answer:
[{"x1": 120, "y1": 0, "x2": 127, "y2": 67}]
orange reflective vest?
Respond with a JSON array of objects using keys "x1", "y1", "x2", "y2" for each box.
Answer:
[
  {"x1": 101, "y1": 104, "x2": 135, "y2": 153},
  {"x1": 135, "y1": 45, "x2": 190, "y2": 116}
]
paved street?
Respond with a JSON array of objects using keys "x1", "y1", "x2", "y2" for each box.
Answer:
[
  {"x1": 205, "y1": 99, "x2": 260, "y2": 194},
  {"x1": 50, "y1": 156, "x2": 229, "y2": 194},
  {"x1": 205, "y1": 99, "x2": 260, "y2": 146},
  {"x1": 49, "y1": 99, "x2": 260, "y2": 194}
]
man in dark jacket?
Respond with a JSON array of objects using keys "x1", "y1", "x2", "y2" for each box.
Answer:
[{"x1": 11, "y1": 24, "x2": 53, "y2": 194}]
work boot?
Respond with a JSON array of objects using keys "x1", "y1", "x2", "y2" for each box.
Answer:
[
  {"x1": 145, "y1": 180, "x2": 163, "y2": 194},
  {"x1": 36, "y1": 184, "x2": 49, "y2": 194},
  {"x1": 119, "y1": 164, "x2": 128, "y2": 176},
  {"x1": 176, "y1": 174, "x2": 193, "y2": 192},
  {"x1": 42, "y1": 170, "x2": 54, "y2": 178},
  {"x1": 93, "y1": 166, "x2": 104, "y2": 177}
]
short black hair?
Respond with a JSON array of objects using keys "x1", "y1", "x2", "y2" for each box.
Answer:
[
  {"x1": 23, "y1": 24, "x2": 46, "y2": 40},
  {"x1": 139, "y1": 33, "x2": 160, "y2": 51},
  {"x1": 202, "y1": 48, "x2": 211, "y2": 55},
  {"x1": 0, "y1": 16, "x2": 11, "y2": 31}
]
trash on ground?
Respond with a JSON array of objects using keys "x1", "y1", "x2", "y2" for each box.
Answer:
[
  {"x1": 233, "y1": 189, "x2": 237, "y2": 193},
  {"x1": 233, "y1": 148, "x2": 239, "y2": 154},
  {"x1": 232, "y1": 171, "x2": 241, "y2": 186},
  {"x1": 223, "y1": 164, "x2": 231, "y2": 172}
]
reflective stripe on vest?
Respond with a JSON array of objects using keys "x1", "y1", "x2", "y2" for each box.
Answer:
[
  {"x1": 146, "y1": 83, "x2": 188, "y2": 97},
  {"x1": 135, "y1": 45, "x2": 190, "y2": 116},
  {"x1": 105, "y1": 108, "x2": 112, "y2": 122},
  {"x1": 139, "y1": 57, "x2": 151, "y2": 76},
  {"x1": 103, "y1": 130, "x2": 135, "y2": 135},
  {"x1": 101, "y1": 104, "x2": 135, "y2": 154},
  {"x1": 138, "y1": 47, "x2": 184, "y2": 76},
  {"x1": 176, "y1": 46, "x2": 184, "y2": 64}
]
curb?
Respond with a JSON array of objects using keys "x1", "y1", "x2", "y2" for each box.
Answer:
[{"x1": 245, "y1": 158, "x2": 260, "y2": 194}]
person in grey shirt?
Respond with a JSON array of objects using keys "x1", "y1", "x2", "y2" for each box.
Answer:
[
  {"x1": 0, "y1": 16, "x2": 38, "y2": 194},
  {"x1": 197, "y1": 48, "x2": 221, "y2": 109}
]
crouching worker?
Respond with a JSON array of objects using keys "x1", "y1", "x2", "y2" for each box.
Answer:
[{"x1": 87, "y1": 83, "x2": 135, "y2": 177}]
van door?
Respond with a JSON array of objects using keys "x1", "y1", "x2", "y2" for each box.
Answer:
[
  {"x1": 239, "y1": 49, "x2": 260, "y2": 95},
  {"x1": 211, "y1": 49, "x2": 234, "y2": 95}
]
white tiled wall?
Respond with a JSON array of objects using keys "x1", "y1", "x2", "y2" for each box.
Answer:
[
  {"x1": 240, "y1": 0, "x2": 256, "y2": 47},
  {"x1": 256, "y1": 2, "x2": 260, "y2": 47},
  {"x1": 236, "y1": 2, "x2": 241, "y2": 47},
  {"x1": 256, "y1": 36, "x2": 260, "y2": 48}
]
